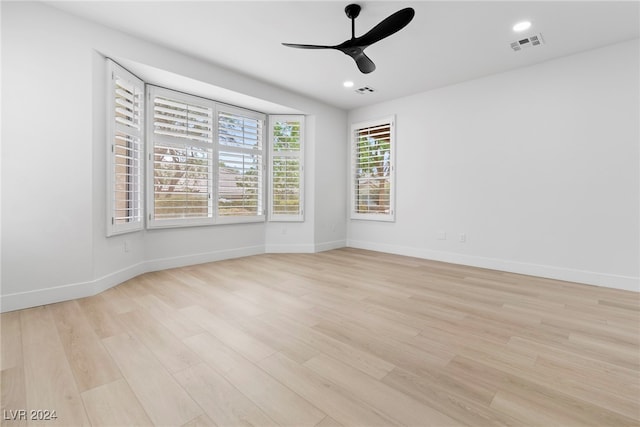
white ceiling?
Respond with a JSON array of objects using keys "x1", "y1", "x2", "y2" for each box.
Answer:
[{"x1": 48, "y1": 1, "x2": 639, "y2": 110}]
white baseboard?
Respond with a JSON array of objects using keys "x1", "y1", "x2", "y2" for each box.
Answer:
[
  {"x1": 265, "y1": 240, "x2": 346, "y2": 254},
  {"x1": 0, "y1": 245, "x2": 265, "y2": 313},
  {"x1": 347, "y1": 239, "x2": 639, "y2": 292},
  {"x1": 315, "y1": 239, "x2": 347, "y2": 253},
  {"x1": 143, "y1": 245, "x2": 265, "y2": 272},
  {"x1": 265, "y1": 243, "x2": 317, "y2": 253},
  {"x1": 0, "y1": 279, "x2": 99, "y2": 314}
]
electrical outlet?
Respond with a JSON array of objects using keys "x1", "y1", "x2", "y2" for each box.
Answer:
[
  {"x1": 437, "y1": 231, "x2": 447, "y2": 240},
  {"x1": 124, "y1": 240, "x2": 130, "y2": 252},
  {"x1": 459, "y1": 233, "x2": 466, "y2": 243}
]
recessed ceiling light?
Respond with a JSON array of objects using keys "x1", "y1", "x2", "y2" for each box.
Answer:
[
  {"x1": 343, "y1": 81, "x2": 354, "y2": 88},
  {"x1": 513, "y1": 21, "x2": 532, "y2": 32}
]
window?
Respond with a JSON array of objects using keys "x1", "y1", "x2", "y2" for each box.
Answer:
[
  {"x1": 217, "y1": 107, "x2": 265, "y2": 223},
  {"x1": 269, "y1": 115, "x2": 304, "y2": 221},
  {"x1": 146, "y1": 86, "x2": 266, "y2": 228},
  {"x1": 147, "y1": 86, "x2": 215, "y2": 228},
  {"x1": 106, "y1": 60, "x2": 144, "y2": 236},
  {"x1": 351, "y1": 117, "x2": 395, "y2": 221}
]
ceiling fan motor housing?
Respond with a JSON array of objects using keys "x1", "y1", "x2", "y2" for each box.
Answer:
[{"x1": 345, "y1": 4, "x2": 361, "y2": 19}]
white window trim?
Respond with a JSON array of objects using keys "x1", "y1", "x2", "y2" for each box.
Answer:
[
  {"x1": 268, "y1": 115, "x2": 305, "y2": 222},
  {"x1": 146, "y1": 86, "x2": 266, "y2": 228},
  {"x1": 350, "y1": 116, "x2": 396, "y2": 222},
  {"x1": 106, "y1": 59, "x2": 145, "y2": 236},
  {"x1": 217, "y1": 105, "x2": 266, "y2": 224},
  {"x1": 146, "y1": 86, "x2": 216, "y2": 229}
]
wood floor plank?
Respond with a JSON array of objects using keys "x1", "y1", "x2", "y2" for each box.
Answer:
[
  {"x1": 183, "y1": 332, "x2": 249, "y2": 376},
  {"x1": 313, "y1": 416, "x2": 343, "y2": 427},
  {"x1": 102, "y1": 333, "x2": 202, "y2": 426},
  {"x1": 100, "y1": 286, "x2": 141, "y2": 314},
  {"x1": 118, "y1": 309, "x2": 202, "y2": 373},
  {"x1": 232, "y1": 315, "x2": 320, "y2": 364},
  {"x1": 304, "y1": 353, "x2": 459, "y2": 426},
  {"x1": 221, "y1": 360, "x2": 327, "y2": 427},
  {"x1": 133, "y1": 294, "x2": 205, "y2": 339},
  {"x1": 180, "y1": 305, "x2": 277, "y2": 363},
  {"x1": 80, "y1": 379, "x2": 152, "y2": 426},
  {"x1": 307, "y1": 299, "x2": 421, "y2": 338},
  {"x1": 258, "y1": 352, "x2": 397, "y2": 426},
  {"x1": 448, "y1": 355, "x2": 638, "y2": 426},
  {"x1": 50, "y1": 301, "x2": 121, "y2": 392},
  {"x1": 1, "y1": 312, "x2": 22, "y2": 371},
  {"x1": 76, "y1": 294, "x2": 128, "y2": 339},
  {"x1": 173, "y1": 363, "x2": 278, "y2": 427},
  {"x1": 312, "y1": 316, "x2": 452, "y2": 372},
  {"x1": 187, "y1": 331, "x2": 326, "y2": 427},
  {"x1": 381, "y1": 366, "x2": 525, "y2": 427},
  {"x1": 257, "y1": 311, "x2": 396, "y2": 380},
  {"x1": 180, "y1": 414, "x2": 217, "y2": 427},
  {"x1": 20, "y1": 306, "x2": 89, "y2": 426},
  {"x1": 166, "y1": 269, "x2": 266, "y2": 319},
  {"x1": 1, "y1": 367, "x2": 27, "y2": 427}
]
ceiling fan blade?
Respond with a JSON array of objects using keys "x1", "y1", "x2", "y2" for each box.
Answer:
[
  {"x1": 355, "y1": 7, "x2": 415, "y2": 47},
  {"x1": 352, "y1": 51, "x2": 376, "y2": 74},
  {"x1": 282, "y1": 43, "x2": 335, "y2": 50}
]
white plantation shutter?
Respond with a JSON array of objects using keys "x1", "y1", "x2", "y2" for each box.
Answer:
[
  {"x1": 148, "y1": 86, "x2": 215, "y2": 227},
  {"x1": 107, "y1": 60, "x2": 144, "y2": 236},
  {"x1": 217, "y1": 107, "x2": 265, "y2": 222},
  {"x1": 154, "y1": 97, "x2": 213, "y2": 142},
  {"x1": 351, "y1": 117, "x2": 395, "y2": 221},
  {"x1": 269, "y1": 115, "x2": 304, "y2": 221}
]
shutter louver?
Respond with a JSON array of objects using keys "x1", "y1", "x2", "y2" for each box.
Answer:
[
  {"x1": 271, "y1": 157, "x2": 300, "y2": 214},
  {"x1": 108, "y1": 60, "x2": 144, "y2": 235},
  {"x1": 150, "y1": 88, "x2": 214, "y2": 224},
  {"x1": 352, "y1": 119, "x2": 394, "y2": 220},
  {"x1": 218, "y1": 151, "x2": 262, "y2": 216},
  {"x1": 218, "y1": 112, "x2": 262, "y2": 150},
  {"x1": 217, "y1": 108, "x2": 265, "y2": 220},
  {"x1": 114, "y1": 78, "x2": 141, "y2": 130},
  {"x1": 269, "y1": 116, "x2": 304, "y2": 221},
  {"x1": 154, "y1": 97, "x2": 213, "y2": 143},
  {"x1": 153, "y1": 144, "x2": 213, "y2": 219},
  {"x1": 113, "y1": 132, "x2": 142, "y2": 223}
]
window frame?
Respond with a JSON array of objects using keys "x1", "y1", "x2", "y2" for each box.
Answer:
[
  {"x1": 106, "y1": 59, "x2": 145, "y2": 236},
  {"x1": 146, "y1": 86, "x2": 217, "y2": 229},
  {"x1": 350, "y1": 116, "x2": 396, "y2": 222},
  {"x1": 216, "y1": 105, "x2": 266, "y2": 224},
  {"x1": 268, "y1": 115, "x2": 305, "y2": 222},
  {"x1": 146, "y1": 86, "x2": 266, "y2": 229}
]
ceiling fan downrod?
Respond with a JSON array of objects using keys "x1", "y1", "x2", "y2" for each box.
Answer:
[{"x1": 345, "y1": 4, "x2": 361, "y2": 39}]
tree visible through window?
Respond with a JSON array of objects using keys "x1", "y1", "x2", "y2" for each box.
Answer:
[
  {"x1": 351, "y1": 118, "x2": 395, "y2": 221},
  {"x1": 147, "y1": 88, "x2": 266, "y2": 227},
  {"x1": 217, "y1": 109, "x2": 264, "y2": 218},
  {"x1": 150, "y1": 92, "x2": 214, "y2": 223},
  {"x1": 270, "y1": 116, "x2": 304, "y2": 221}
]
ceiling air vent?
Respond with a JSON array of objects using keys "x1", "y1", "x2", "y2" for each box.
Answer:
[
  {"x1": 510, "y1": 33, "x2": 544, "y2": 51},
  {"x1": 355, "y1": 86, "x2": 375, "y2": 94}
]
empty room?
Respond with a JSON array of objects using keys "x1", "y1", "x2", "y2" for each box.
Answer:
[{"x1": 1, "y1": 1, "x2": 639, "y2": 426}]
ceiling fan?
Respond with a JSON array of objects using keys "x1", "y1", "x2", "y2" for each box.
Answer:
[{"x1": 282, "y1": 4, "x2": 415, "y2": 74}]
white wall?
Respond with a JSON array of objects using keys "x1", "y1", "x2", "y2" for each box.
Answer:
[
  {"x1": 348, "y1": 39, "x2": 640, "y2": 291},
  {"x1": 1, "y1": 2, "x2": 347, "y2": 312}
]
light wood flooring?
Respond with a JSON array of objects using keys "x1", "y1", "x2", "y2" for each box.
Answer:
[{"x1": 1, "y1": 248, "x2": 639, "y2": 426}]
